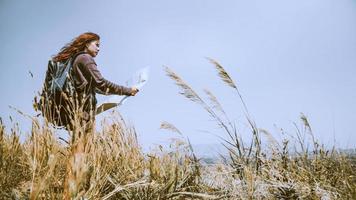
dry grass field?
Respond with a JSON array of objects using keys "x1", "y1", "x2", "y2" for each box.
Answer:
[{"x1": 0, "y1": 60, "x2": 355, "y2": 199}]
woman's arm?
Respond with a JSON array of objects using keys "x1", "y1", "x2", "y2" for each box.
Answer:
[{"x1": 78, "y1": 54, "x2": 134, "y2": 96}]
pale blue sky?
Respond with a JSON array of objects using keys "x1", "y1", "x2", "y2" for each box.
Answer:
[{"x1": 0, "y1": 0, "x2": 355, "y2": 148}]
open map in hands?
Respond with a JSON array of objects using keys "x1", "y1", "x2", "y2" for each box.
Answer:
[{"x1": 96, "y1": 66, "x2": 149, "y2": 115}]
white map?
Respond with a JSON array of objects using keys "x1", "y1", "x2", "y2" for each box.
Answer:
[{"x1": 96, "y1": 67, "x2": 149, "y2": 115}]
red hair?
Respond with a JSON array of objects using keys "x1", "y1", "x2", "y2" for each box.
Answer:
[{"x1": 53, "y1": 32, "x2": 100, "y2": 62}]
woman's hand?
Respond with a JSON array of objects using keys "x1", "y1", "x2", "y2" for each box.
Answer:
[{"x1": 130, "y1": 87, "x2": 139, "y2": 96}]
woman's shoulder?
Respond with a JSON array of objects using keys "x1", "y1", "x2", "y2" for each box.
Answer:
[{"x1": 74, "y1": 53, "x2": 95, "y2": 65}]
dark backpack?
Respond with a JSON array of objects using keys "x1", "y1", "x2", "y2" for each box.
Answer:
[{"x1": 37, "y1": 57, "x2": 76, "y2": 127}]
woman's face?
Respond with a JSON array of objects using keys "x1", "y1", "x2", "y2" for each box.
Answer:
[{"x1": 85, "y1": 40, "x2": 100, "y2": 57}]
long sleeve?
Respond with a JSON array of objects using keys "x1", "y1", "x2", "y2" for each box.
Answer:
[{"x1": 74, "y1": 54, "x2": 133, "y2": 96}]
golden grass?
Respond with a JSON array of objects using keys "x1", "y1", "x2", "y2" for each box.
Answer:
[
  {"x1": 0, "y1": 60, "x2": 355, "y2": 199},
  {"x1": 0, "y1": 113, "x2": 210, "y2": 199}
]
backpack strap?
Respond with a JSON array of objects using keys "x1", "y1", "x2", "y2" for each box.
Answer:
[{"x1": 64, "y1": 51, "x2": 88, "y2": 79}]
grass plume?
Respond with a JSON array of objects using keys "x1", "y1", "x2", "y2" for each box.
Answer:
[{"x1": 0, "y1": 60, "x2": 355, "y2": 199}]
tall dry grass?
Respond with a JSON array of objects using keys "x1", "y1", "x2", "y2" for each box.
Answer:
[
  {"x1": 0, "y1": 113, "x2": 213, "y2": 199},
  {"x1": 165, "y1": 59, "x2": 355, "y2": 199},
  {"x1": 0, "y1": 59, "x2": 355, "y2": 199}
]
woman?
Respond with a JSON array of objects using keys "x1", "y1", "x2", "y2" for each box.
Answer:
[{"x1": 52, "y1": 32, "x2": 138, "y2": 130}]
